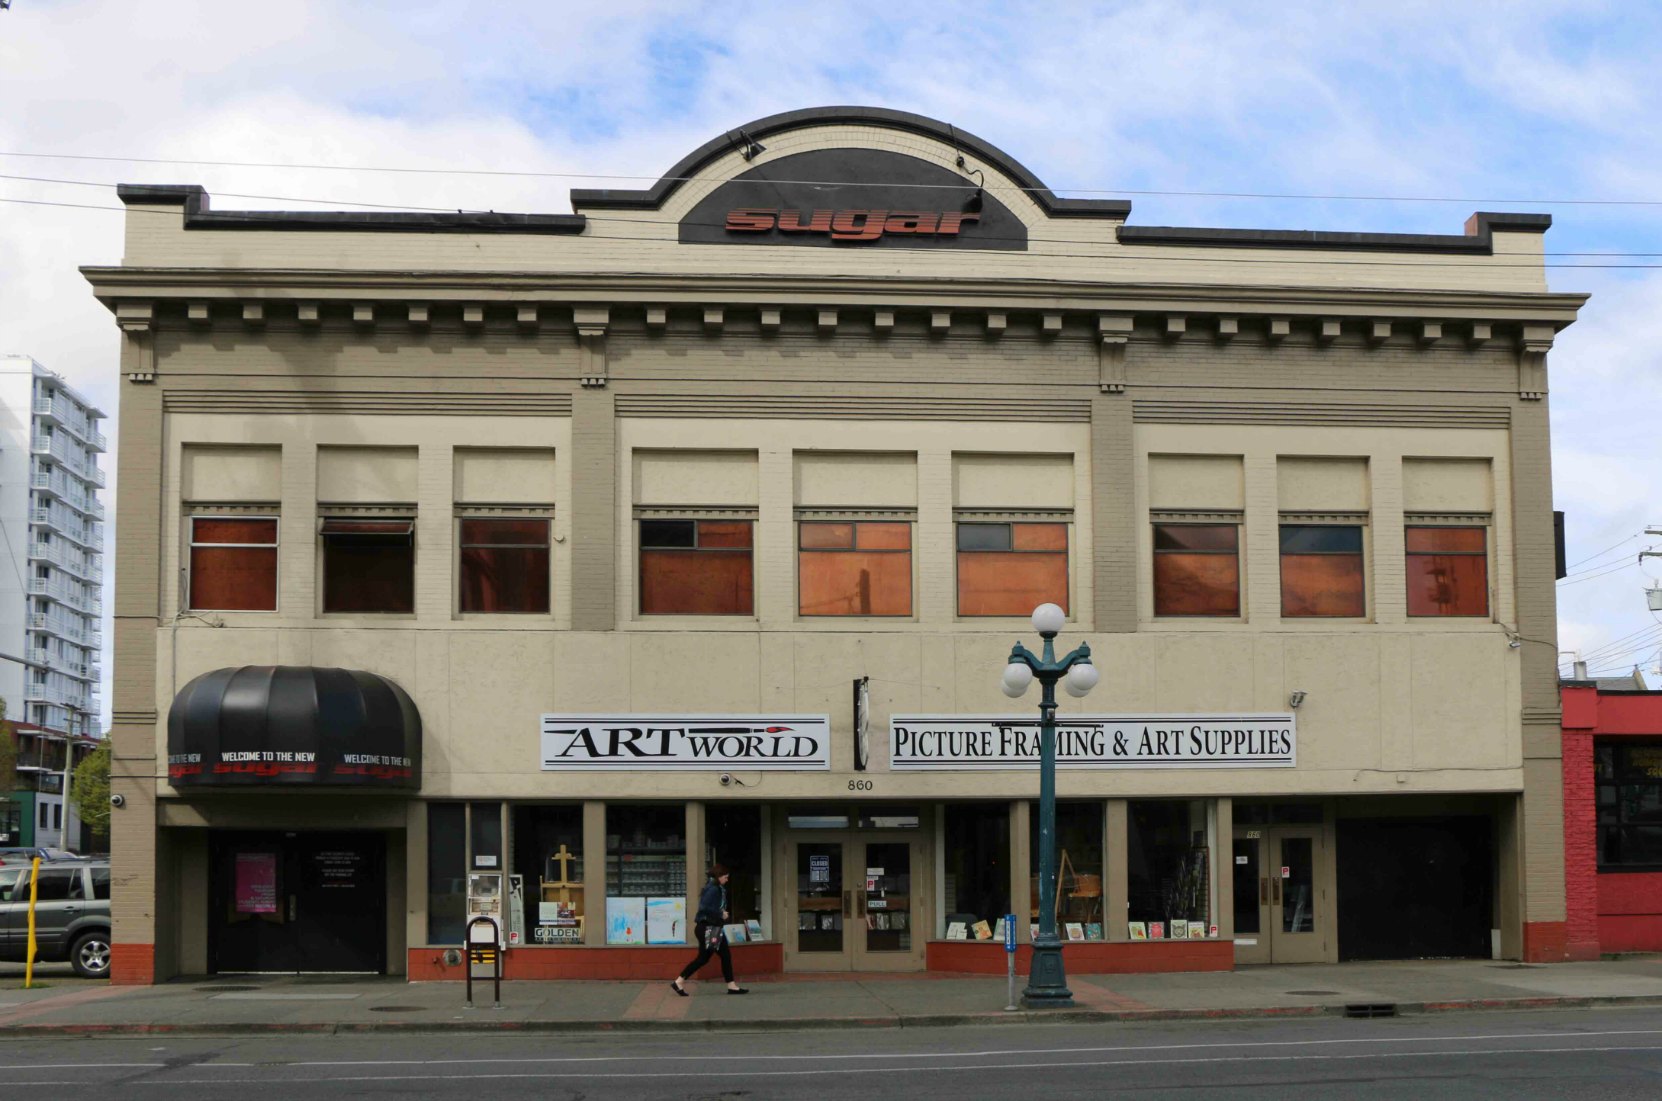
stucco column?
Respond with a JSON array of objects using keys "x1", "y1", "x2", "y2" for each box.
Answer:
[
  {"x1": 1511, "y1": 396, "x2": 1567, "y2": 959},
  {"x1": 1215, "y1": 797, "x2": 1235, "y2": 939},
  {"x1": 1090, "y1": 393, "x2": 1136, "y2": 633},
  {"x1": 110, "y1": 314, "x2": 165, "y2": 983},
  {"x1": 582, "y1": 800, "x2": 607, "y2": 945},
  {"x1": 684, "y1": 800, "x2": 705, "y2": 945},
  {"x1": 569, "y1": 385, "x2": 617, "y2": 631},
  {"x1": 1008, "y1": 799, "x2": 1030, "y2": 944},
  {"x1": 1106, "y1": 799, "x2": 1130, "y2": 941}
]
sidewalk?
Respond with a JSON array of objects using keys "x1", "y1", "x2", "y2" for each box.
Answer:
[{"x1": 3, "y1": 957, "x2": 1662, "y2": 1036}]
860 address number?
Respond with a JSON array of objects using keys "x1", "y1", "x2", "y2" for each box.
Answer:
[{"x1": 848, "y1": 779, "x2": 873, "y2": 791}]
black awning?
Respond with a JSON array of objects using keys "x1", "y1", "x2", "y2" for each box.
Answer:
[{"x1": 167, "y1": 666, "x2": 421, "y2": 789}]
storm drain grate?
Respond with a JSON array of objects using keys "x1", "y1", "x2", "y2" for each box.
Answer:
[
  {"x1": 1344, "y1": 1003, "x2": 1398, "y2": 1019},
  {"x1": 196, "y1": 985, "x2": 260, "y2": 993},
  {"x1": 1285, "y1": 989, "x2": 1340, "y2": 996}
]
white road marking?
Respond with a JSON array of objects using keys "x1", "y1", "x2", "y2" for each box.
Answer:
[
  {"x1": 6, "y1": 1043, "x2": 1662, "y2": 1086},
  {"x1": 3, "y1": 1026, "x2": 1662, "y2": 1073}
]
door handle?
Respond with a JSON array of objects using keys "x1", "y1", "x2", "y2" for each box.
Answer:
[
  {"x1": 842, "y1": 890, "x2": 851, "y2": 917},
  {"x1": 288, "y1": 895, "x2": 298, "y2": 921},
  {"x1": 62, "y1": 905, "x2": 80, "y2": 913},
  {"x1": 1259, "y1": 877, "x2": 1268, "y2": 904},
  {"x1": 1272, "y1": 877, "x2": 1282, "y2": 905},
  {"x1": 857, "y1": 892, "x2": 867, "y2": 917}
]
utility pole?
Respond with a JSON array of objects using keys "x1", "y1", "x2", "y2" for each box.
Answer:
[{"x1": 1642, "y1": 529, "x2": 1662, "y2": 612}]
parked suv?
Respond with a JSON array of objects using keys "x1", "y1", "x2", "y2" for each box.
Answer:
[{"x1": 0, "y1": 860, "x2": 110, "y2": 977}]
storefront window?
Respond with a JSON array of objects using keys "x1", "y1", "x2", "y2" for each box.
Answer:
[
  {"x1": 470, "y1": 801, "x2": 502, "y2": 869},
  {"x1": 707, "y1": 805, "x2": 763, "y2": 927},
  {"x1": 426, "y1": 802, "x2": 466, "y2": 944},
  {"x1": 511, "y1": 804, "x2": 583, "y2": 945},
  {"x1": 1127, "y1": 800, "x2": 1211, "y2": 939},
  {"x1": 943, "y1": 803, "x2": 1010, "y2": 937},
  {"x1": 1596, "y1": 742, "x2": 1662, "y2": 868},
  {"x1": 605, "y1": 806, "x2": 687, "y2": 945},
  {"x1": 1027, "y1": 801, "x2": 1105, "y2": 940}
]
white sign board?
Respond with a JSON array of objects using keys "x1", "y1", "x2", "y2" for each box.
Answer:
[
  {"x1": 541, "y1": 715, "x2": 831, "y2": 771},
  {"x1": 889, "y1": 714, "x2": 1296, "y2": 770}
]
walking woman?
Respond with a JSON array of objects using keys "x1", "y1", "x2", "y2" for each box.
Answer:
[{"x1": 671, "y1": 864, "x2": 748, "y2": 995}]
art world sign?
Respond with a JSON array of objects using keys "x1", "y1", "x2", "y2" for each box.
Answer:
[
  {"x1": 889, "y1": 714, "x2": 1296, "y2": 770},
  {"x1": 540, "y1": 715, "x2": 831, "y2": 771}
]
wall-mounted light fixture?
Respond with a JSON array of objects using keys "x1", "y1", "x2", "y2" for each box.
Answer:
[
  {"x1": 735, "y1": 129, "x2": 766, "y2": 161},
  {"x1": 1288, "y1": 690, "x2": 1307, "y2": 710}
]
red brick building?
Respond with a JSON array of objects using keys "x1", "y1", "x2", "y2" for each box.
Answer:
[{"x1": 1562, "y1": 676, "x2": 1662, "y2": 958}]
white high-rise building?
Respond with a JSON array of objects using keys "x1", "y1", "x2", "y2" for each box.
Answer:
[{"x1": 0, "y1": 354, "x2": 105, "y2": 849}]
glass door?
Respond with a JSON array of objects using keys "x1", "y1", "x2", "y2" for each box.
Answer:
[
  {"x1": 1269, "y1": 830, "x2": 1325, "y2": 963},
  {"x1": 852, "y1": 839, "x2": 921, "y2": 971},
  {"x1": 1231, "y1": 831, "x2": 1270, "y2": 965},
  {"x1": 790, "y1": 841, "x2": 849, "y2": 970}
]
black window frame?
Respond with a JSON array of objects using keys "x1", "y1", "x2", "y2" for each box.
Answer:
[{"x1": 1596, "y1": 740, "x2": 1662, "y2": 871}]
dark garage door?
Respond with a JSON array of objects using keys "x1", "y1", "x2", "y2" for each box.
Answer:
[{"x1": 1337, "y1": 816, "x2": 1493, "y2": 961}]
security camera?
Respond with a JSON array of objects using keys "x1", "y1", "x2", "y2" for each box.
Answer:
[
  {"x1": 109, "y1": 793, "x2": 126, "y2": 808},
  {"x1": 719, "y1": 773, "x2": 733, "y2": 787}
]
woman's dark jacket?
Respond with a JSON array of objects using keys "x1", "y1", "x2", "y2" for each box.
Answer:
[{"x1": 695, "y1": 881, "x2": 726, "y2": 925}]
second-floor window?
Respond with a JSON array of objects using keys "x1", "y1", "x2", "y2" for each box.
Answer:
[
  {"x1": 956, "y1": 521, "x2": 1068, "y2": 616},
  {"x1": 1153, "y1": 523, "x2": 1240, "y2": 616},
  {"x1": 1405, "y1": 526, "x2": 1488, "y2": 617},
  {"x1": 1279, "y1": 524, "x2": 1365, "y2": 617},
  {"x1": 321, "y1": 518, "x2": 414, "y2": 614},
  {"x1": 459, "y1": 518, "x2": 550, "y2": 614},
  {"x1": 188, "y1": 516, "x2": 278, "y2": 611},
  {"x1": 638, "y1": 518, "x2": 754, "y2": 615},
  {"x1": 798, "y1": 520, "x2": 912, "y2": 617}
]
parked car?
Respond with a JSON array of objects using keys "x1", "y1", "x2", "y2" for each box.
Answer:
[
  {"x1": 0, "y1": 848, "x2": 79, "y2": 865},
  {"x1": 0, "y1": 860, "x2": 110, "y2": 977}
]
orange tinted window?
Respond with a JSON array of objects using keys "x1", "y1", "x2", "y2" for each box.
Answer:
[
  {"x1": 461, "y1": 518, "x2": 548, "y2": 546},
  {"x1": 799, "y1": 551, "x2": 912, "y2": 616},
  {"x1": 1154, "y1": 553, "x2": 1240, "y2": 616},
  {"x1": 1405, "y1": 526, "x2": 1485, "y2": 554},
  {"x1": 1012, "y1": 523, "x2": 1067, "y2": 551},
  {"x1": 799, "y1": 522, "x2": 854, "y2": 549},
  {"x1": 957, "y1": 552, "x2": 1068, "y2": 616},
  {"x1": 189, "y1": 546, "x2": 277, "y2": 611},
  {"x1": 192, "y1": 517, "x2": 277, "y2": 545},
  {"x1": 1154, "y1": 524, "x2": 1236, "y2": 552},
  {"x1": 1280, "y1": 554, "x2": 1365, "y2": 617},
  {"x1": 856, "y1": 522, "x2": 911, "y2": 550},
  {"x1": 641, "y1": 549, "x2": 754, "y2": 615},
  {"x1": 1406, "y1": 553, "x2": 1488, "y2": 616},
  {"x1": 697, "y1": 521, "x2": 754, "y2": 548}
]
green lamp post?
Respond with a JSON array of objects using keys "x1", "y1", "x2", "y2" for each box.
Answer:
[{"x1": 1002, "y1": 601, "x2": 1098, "y2": 1008}]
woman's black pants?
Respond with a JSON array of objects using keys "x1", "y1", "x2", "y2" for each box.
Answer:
[{"x1": 679, "y1": 923, "x2": 734, "y2": 983}]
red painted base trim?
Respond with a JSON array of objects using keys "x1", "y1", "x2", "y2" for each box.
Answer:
[
  {"x1": 1598, "y1": 915, "x2": 1662, "y2": 954},
  {"x1": 408, "y1": 942, "x2": 785, "y2": 982},
  {"x1": 1523, "y1": 921, "x2": 1569, "y2": 963},
  {"x1": 926, "y1": 939, "x2": 1233, "y2": 975},
  {"x1": 110, "y1": 943, "x2": 155, "y2": 986}
]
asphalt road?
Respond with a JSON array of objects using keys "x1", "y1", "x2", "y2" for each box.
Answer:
[{"x1": 0, "y1": 1007, "x2": 1660, "y2": 1099}]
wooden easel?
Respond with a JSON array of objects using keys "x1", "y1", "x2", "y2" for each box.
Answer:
[{"x1": 540, "y1": 843, "x2": 584, "y2": 918}]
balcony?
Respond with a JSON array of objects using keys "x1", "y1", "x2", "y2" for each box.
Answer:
[
  {"x1": 30, "y1": 613, "x2": 84, "y2": 643},
  {"x1": 33, "y1": 394, "x2": 106, "y2": 452},
  {"x1": 28, "y1": 541, "x2": 96, "y2": 581}
]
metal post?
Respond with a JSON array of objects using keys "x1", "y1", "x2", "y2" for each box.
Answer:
[
  {"x1": 1023, "y1": 639, "x2": 1073, "y2": 1007},
  {"x1": 1004, "y1": 911, "x2": 1018, "y2": 1011}
]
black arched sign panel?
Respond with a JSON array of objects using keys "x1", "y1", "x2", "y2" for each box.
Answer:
[
  {"x1": 678, "y1": 148, "x2": 1027, "y2": 251},
  {"x1": 168, "y1": 666, "x2": 421, "y2": 789}
]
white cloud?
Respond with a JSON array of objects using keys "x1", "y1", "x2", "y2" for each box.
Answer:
[{"x1": 3, "y1": 0, "x2": 1662, "y2": 722}]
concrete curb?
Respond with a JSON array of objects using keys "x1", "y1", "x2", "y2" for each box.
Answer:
[{"x1": 3, "y1": 993, "x2": 1661, "y2": 1037}]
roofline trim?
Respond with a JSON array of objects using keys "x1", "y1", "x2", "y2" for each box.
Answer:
[
  {"x1": 567, "y1": 105, "x2": 1134, "y2": 219},
  {"x1": 116, "y1": 184, "x2": 586, "y2": 235}
]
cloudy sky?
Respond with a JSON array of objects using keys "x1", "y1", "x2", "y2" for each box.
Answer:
[{"x1": 3, "y1": 0, "x2": 1660, "y2": 723}]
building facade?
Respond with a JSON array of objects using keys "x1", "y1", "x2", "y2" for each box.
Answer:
[
  {"x1": 1562, "y1": 676, "x2": 1662, "y2": 957},
  {"x1": 88, "y1": 108, "x2": 1583, "y2": 983},
  {"x1": 0, "y1": 355, "x2": 106, "y2": 849}
]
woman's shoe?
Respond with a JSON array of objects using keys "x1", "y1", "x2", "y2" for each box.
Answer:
[
  {"x1": 727, "y1": 987, "x2": 749, "y2": 995},
  {"x1": 670, "y1": 982, "x2": 689, "y2": 997}
]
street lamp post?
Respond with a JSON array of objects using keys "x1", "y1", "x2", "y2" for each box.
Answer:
[{"x1": 1001, "y1": 602, "x2": 1099, "y2": 1009}]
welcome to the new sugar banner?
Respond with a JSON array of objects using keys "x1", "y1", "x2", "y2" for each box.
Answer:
[{"x1": 889, "y1": 714, "x2": 1296, "y2": 770}]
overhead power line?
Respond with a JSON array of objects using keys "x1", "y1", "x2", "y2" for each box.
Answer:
[{"x1": 6, "y1": 147, "x2": 1662, "y2": 208}]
